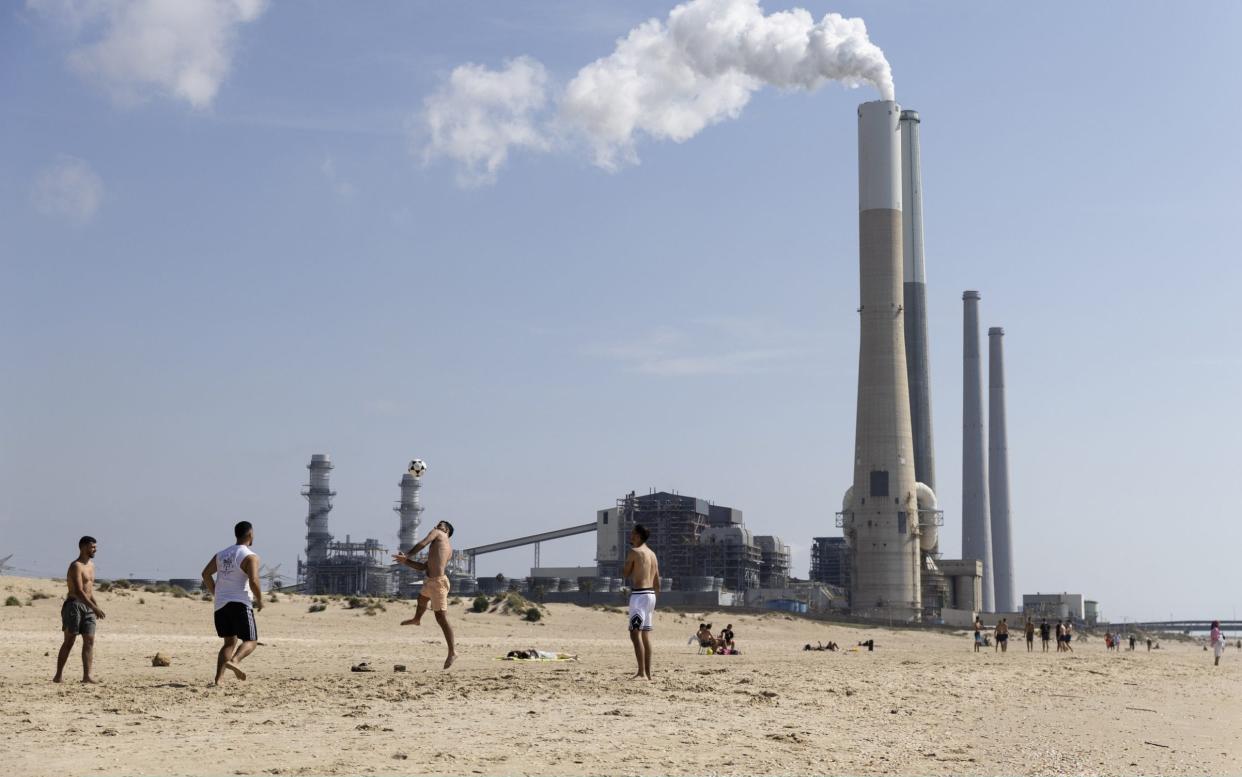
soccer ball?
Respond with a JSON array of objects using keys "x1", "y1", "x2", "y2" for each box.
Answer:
[{"x1": 408, "y1": 459, "x2": 427, "y2": 477}]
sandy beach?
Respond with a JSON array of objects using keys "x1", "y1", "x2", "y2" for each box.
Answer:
[{"x1": 1, "y1": 576, "x2": 1238, "y2": 776}]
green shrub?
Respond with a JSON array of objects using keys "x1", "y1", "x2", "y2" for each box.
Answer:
[
  {"x1": 201, "y1": 593, "x2": 212, "y2": 601},
  {"x1": 523, "y1": 606, "x2": 542, "y2": 622},
  {"x1": 31, "y1": 591, "x2": 53, "y2": 601},
  {"x1": 308, "y1": 603, "x2": 327, "y2": 613},
  {"x1": 112, "y1": 580, "x2": 131, "y2": 590},
  {"x1": 346, "y1": 597, "x2": 365, "y2": 610},
  {"x1": 96, "y1": 582, "x2": 112, "y2": 593},
  {"x1": 169, "y1": 586, "x2": 191, "y2": 599},
  {"x1": 471, "y1": 596, "x2": 488, "y2": 613},
  {"x1": 7, "y1": 595, "x2": 25, "y2": 606},
  {"x1": 138, "y1": 598, "x2": 146, "y2": 605}
]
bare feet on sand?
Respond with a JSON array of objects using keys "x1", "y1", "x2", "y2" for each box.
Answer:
[
  {"x1": 82, "y1": 677, "x2": 100, "y2": 684},
  {"x1": 401, "y1": 617, "x2": 421, "y2": 626},
  {"x1": 224, "y1": 661, "x2": 247, "y2": 681},
  {"x1": 443, "y1": 654, "x2": 456, "y2": 670}
]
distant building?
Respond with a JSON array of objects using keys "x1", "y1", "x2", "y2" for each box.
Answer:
[
  {"x1": 594, "y1": 491, "x2": 786, "y2": 592},
  {"x1": 1023, "y1": 592, "x2": 1085, "y2": 622},
  {"x1": 810, "y1": 537, "x2": 849, "y2": 588}
]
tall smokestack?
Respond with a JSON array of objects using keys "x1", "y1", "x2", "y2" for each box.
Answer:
[
  {"x1": 961, "y1": 292, "x2": 994, "y2": 611},
  {"x1": 303, "y1": 454, "x2": 335, "y2": 564},
  {"x1": 841, "y1": 100, "x2": 921, "y2": 621},
  {"x1": 395, "y1": 471, "x2": 425, "y2": 597},
  {"x1": 988, "y1": 327, "x2": 1015, "y2": 612},
  {"x1": 900, "y1": 110, "x2": 936, "y2": 507}
]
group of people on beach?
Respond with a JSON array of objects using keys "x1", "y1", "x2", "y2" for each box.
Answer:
[
  {"x1": 973, "y1": 616, "x2": 1078, "y2": 653},
  {"x1": 693, "y1": 622, "x2": 738, "y2": 654},
  {"x1": 54, "y1": 516, "x2": 461, "y2": 684}
]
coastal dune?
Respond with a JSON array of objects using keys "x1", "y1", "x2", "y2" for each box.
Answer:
[{"x1": 1, "y1": 576, "x2": 1237, "y2": 776}]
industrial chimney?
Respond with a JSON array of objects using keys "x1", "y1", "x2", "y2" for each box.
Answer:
[
  {"x1": 394, "y1": 470, "x2": 425, "y2": 597},
  {"x1": 988, "y1": 327, "x2": 1015, "y2": 613},
  {"x1": 840, "y1": 100, "x2": 922, "y2": 622},
  {"x1": 900, "y1": 109, "x2": 937, "y2": 514},
  {"x1": 961, "y1": 292, "x2": 994, "y2": 611},
  {"x1": 303, "y1": 454, "x2": 335, "y2": 564}
]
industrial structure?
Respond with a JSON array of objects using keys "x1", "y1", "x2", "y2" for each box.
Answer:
[
  {"x1": 394, "y1": 469, "x2": 425, "y2": 597},
  {"x1": 809, "y1": 537, "x2": 848, "y2": 588},
  {"x1": 988, "y1": 327, "x2": 1016, "y2": 613},
  {"x1": 297, "y1": 453, "x2": 395, "y2": 596},
  {"x1": 595, "y1": 491, "x2": 788, "y2": 594},
  {"x1": 961, "y1": 291, "x2": 995, "y2": 612}
]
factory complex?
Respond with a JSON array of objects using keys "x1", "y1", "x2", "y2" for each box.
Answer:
[{"x1": 280, "y1": 100, "x2": 1095, "y2": 626}]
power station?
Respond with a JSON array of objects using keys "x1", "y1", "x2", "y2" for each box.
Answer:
[{"x1": 285, "y1": 100, "x2": 1023, "y2": 623}]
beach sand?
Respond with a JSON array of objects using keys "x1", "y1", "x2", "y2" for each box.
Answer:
[{"x1": 1, "y1": 576, "x2": 1238, "y2": 776}]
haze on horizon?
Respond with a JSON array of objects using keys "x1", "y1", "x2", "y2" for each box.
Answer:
[{"x1": 2, "y1": 1, "x2": 1240, "y2": 623}]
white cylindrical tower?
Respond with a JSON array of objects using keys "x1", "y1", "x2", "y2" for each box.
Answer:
[
  {"x1": 841, "y1": 100, "x2": 922, "y2": 621},
  {"x1": 988, "y1": 327, "x2": 1016, "y2": 612},
  {"x1": 303, "y1": 454, "x2": 335, "y2": 564},
  {"x1": 395, "y1": 469, "x2": 425, "y2": 597},
  {"x1": 962, "y1": 292, "x2": 994, "y2": 611}
]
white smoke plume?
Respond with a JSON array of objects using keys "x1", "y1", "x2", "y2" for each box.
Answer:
[
  {"x1": 417, "y1": 0, "x2": 893, "y2": 181},
  {"x1": 29, "y1": 0, "x2": 269, "y2": 109},
  {"x1": 419, "y1": 56, "x2": 552, "y2": 187}
]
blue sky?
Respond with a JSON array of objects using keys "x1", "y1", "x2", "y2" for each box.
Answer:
[{"x1": 2, "y1": 1, "x2": 1239, "y2": 622}]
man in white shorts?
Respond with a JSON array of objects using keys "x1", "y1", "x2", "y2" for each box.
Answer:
[{"x1": 622, "y1": 523, "x2": 660, "y2": 680}]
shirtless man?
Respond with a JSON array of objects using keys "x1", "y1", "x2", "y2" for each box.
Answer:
[
  {"x1": 54, "y1": 536, "x2": 106, "y2": 683},
  {"x1": 393, "y1": 520, "x2": 456, "y2": 669},
  {"x1": 201, "y1": 521, "x2": 264, "y2": 686},
  {"x1": 622, "y1": 523, "x2": 660, "y2": 680}
]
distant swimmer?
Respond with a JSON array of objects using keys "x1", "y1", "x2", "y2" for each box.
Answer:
[
  {"x1": 393, "y1": 520, "x2": 457, "y2": 670},
  {"x1": 54, "y1": 536, "x2": 105, "y2": 684},
  {"x1": 622, "y1": 523, "x2": 660, "y2": 680},
  {"x1": 201, "y1": 521, "x2": 264, "y2": 686}
]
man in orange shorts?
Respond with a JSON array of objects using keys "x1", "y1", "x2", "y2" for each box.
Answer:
[{"x1": 394, "y1": 520, "x2": 456, "y2": 669}]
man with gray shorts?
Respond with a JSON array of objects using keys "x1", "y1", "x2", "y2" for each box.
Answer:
[{"x1": 54, "y1": 536, "x2": 106, "y2": 683}]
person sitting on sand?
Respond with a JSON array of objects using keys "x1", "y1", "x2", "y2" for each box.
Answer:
[
  {"x1": 201, "y1": 521, "x2": 264, "y2": 687},
  {"x1": 393, "y1": 520, "x2": 457, "y2": 670},
  {"x1": 696, "y1": 623, "x2": 718, "y2": 650},
  {"x1": 826, "y1": 641, "x2": 838, "y2": 652},
  {"x1": 857, "y1": 639, "x2": 875, "y2": 651},
  {"x1": 54, "y1": 536, "x2": 105, "y2": 684},
  {"x1": 719, "y1": 624, "x2": 735, "y2": 650}
]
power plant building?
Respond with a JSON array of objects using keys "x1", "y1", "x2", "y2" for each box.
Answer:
[
  {"x1": 297, "y1": 453, "x2": 395, "y2": 597},
  {"x1": 810, "y1": 537, "x2": 849, "y2": 588},
  {"x1": 595, "y1": 491, "x2": 787, "y2": 593}
]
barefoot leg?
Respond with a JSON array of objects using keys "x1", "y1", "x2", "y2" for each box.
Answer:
[
  {"x1": 629, "y1": 628, "x2": 645, "y2": 679},
  {"x1": 215, "y1": 637, "x2": 237, "y2": 685},
  {"x1": 54, "y1": 631, "x2": 76, "y2": 683},
  {"x1": 81, "y1": 634, "x2": 97, "y2": 683},
  {"x1": 402, "y1": 596, "x2": 429, "y2": 626},
  {"x1": 640, "y1": 631, "x2": 653, "y2": 680},
  {"x1": 434, "y1": 611, "x2": 456, "y2": 669}
]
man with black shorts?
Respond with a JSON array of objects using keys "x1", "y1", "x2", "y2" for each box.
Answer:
[
  {"x1": 622, "y1": 523, "x2": 660, "y2": 680},
  {"x1": 201, "y1": 521, "x2": 263, "y2": 686},
  {"x1": 54, "y1": 536, "x2": 106, "y2": 683},
  {"x1": 1040, "y1": 619, "x2": 1051, "y2": 652}
]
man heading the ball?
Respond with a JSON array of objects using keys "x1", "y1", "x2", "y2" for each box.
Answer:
[{"x1": 394, "y1": 520, "x2": 457, "y2": 669}]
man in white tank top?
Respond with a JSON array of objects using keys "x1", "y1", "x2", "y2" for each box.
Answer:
[{"x1": 201, "y1": 521, "x2": 264, "y2": 686}]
